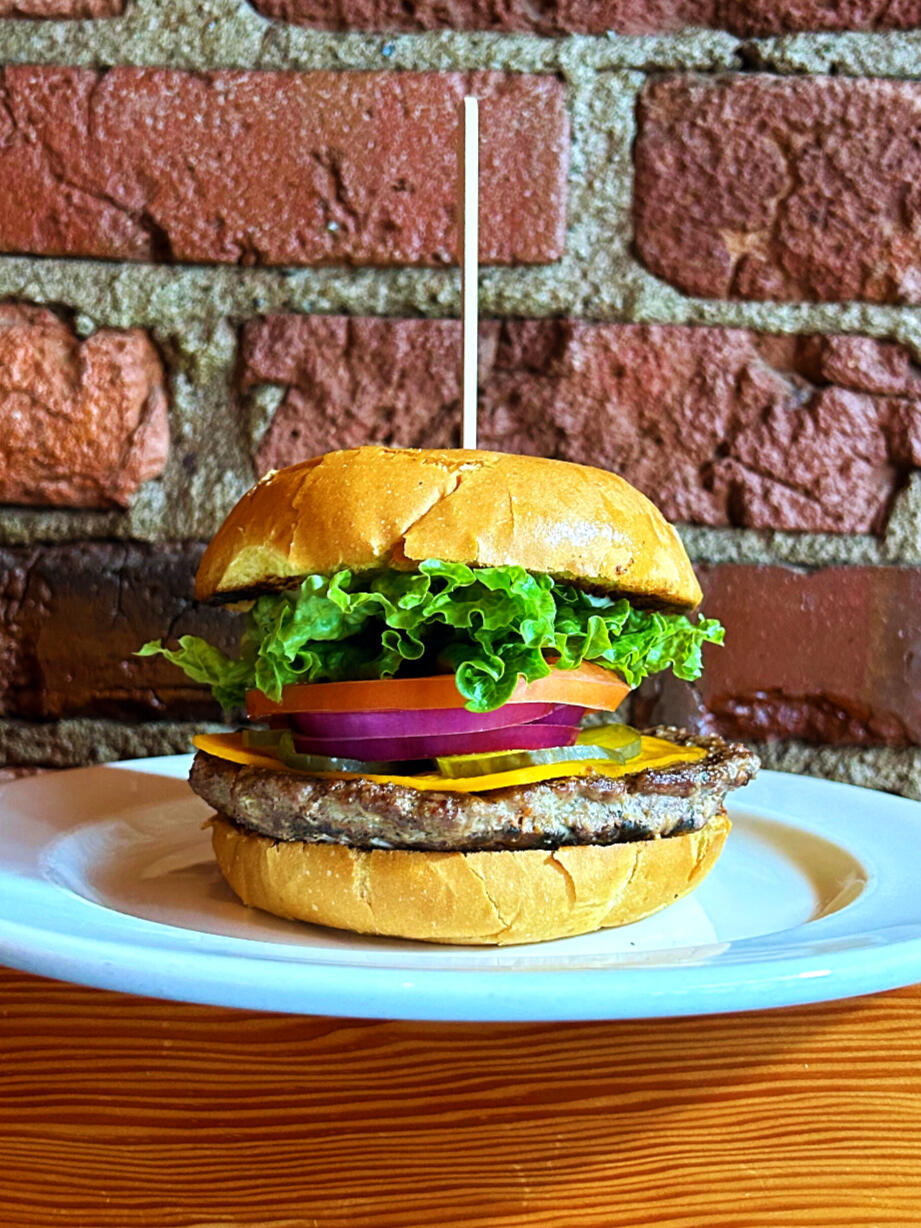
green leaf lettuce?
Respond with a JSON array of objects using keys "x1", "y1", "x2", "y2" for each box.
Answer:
[{"x1": 138, "y1": 560, "x2": 723, "y2": 713}]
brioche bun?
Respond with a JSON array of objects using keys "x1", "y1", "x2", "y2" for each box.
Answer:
[
  {"x1": 196, "y1": 447, "x2": 702, "y2": 609},
  {"x1": 210, "y1": 812, "x2": 730, "y2": 946}
]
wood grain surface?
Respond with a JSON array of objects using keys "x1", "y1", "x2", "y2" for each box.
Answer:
[{"x1": 1, "y1": 966, "x2": 920, "y2": 1227}]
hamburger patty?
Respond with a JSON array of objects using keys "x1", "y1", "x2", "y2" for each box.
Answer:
[{"x1": 189, "y1": 729, "x2": 759, "y2": 853}]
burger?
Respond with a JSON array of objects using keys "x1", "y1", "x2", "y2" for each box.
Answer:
[{"x1": 141, "y1": 446, "x2": 759, "y2": 945}]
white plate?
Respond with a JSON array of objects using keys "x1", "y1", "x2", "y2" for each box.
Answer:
[{"x1": 0, "y1": 755, "x2": 920, "y2": 1021}]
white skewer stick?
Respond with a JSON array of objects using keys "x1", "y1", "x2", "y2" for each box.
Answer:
[{"x1": 459, "y1": 96, "x2": 479, "y2": 450}]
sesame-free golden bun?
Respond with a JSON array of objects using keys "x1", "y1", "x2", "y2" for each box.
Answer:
[
  {"x1": 195, "y1": 447, "x2": 702, "y2": 609},
  {"x1": 210, "y1": 812, "x2": 730, "y2": 946}
]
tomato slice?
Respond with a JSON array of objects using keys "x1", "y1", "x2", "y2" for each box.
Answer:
[{"x1": 245, "y1": 662, "x2": 630, "y2": 719}]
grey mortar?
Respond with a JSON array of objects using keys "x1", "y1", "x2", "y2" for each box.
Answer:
[
  {"x1": 0, "y1": 717, "x2": 228, "y2": 766},
  {"x1": 0, "y1": 0, "x2": 740, "y2": 71},
  {"x1": 743, "y1": 33, "x2": 921, "y2": 78},
  {"x1": 753, "y1": 740, "x2": 921, "y2": 802},
  {"x1": 0, "y1": 0, "x2": 917, "y2": 79},
  {"x1": 0, "y1": 0, "x2": 918, "y2": 561}
]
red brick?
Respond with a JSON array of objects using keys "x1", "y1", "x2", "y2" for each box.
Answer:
[
  {"x1": 250, "y1": 0, "x2": 715, "y2": 33},
  {"x1": 249, "y1": 0, "x2": 921, "y2": 34},
  {"x1": 241, "y1": 316, "x2": 921, "y2": 534},
  {"x1": 723, "y1": 0, "x2": 921, "y2": 34},
  {"x1": 798, "y1": 335, "x2": 921, "y2": 396},
  {"x1": 635, "y1": 76, "x2": 921, "y2": 303},
  {"x1": 634, "y1": 567, "x2": 921, "y2": 746},
  {"x1": 243, "y1": 315, "x2": 485, "y2": 463},
  {"x1": 0, "y1": 67, "x2": 566, "y2": 267},
  {"x1": 0, "y1": 304, "x2": 167, "y2": 509},
  {"x1": 0, "y1": 545, "x2": 237, "y2": 720},
  {"x1": 0, "y1": 1, "x2": 122, "y2": 14}
]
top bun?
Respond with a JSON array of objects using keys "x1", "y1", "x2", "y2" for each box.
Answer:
[{"x1": 196, "y1": 447, "x2": 702, "y2": 609}]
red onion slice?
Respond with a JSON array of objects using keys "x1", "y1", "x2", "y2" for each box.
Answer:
[
  {"x1": 530, "y1": 704, "x2": 586, "y2": 725},
  {"x1": 288, "y1": 702, "x2": 557, "y2": 740},
  {"x1": 291, "y1": 723, "x2": 581, "y2": 762}
]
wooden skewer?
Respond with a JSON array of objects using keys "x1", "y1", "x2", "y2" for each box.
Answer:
[{"x1": 459, "y1": 96, "x2": 478, "y2": 451}]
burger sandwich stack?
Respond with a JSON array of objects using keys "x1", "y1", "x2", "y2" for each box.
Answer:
[{"x1": 142, "y1": 446, "x2": 759, "y2": 945}]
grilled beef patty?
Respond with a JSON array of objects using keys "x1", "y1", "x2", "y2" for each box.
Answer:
[{"x1": 189, "y1": 729, "x2": 760, "y2": 852}]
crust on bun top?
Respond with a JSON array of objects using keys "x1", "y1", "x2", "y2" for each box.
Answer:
[{"x1": 195, "y1": 447, "x2": 703, "y2": 609}]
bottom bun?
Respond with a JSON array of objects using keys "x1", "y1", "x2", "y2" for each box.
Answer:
[{"x1": 210, "y1": 812, "x2": 731, "y2": 946}]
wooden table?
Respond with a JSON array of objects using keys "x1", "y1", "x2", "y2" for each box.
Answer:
[{"x1": 2, "y1": 968, "x2": 920, "y2": 1226}]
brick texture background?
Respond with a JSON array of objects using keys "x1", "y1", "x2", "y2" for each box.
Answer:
[
  {"x1": 0, "y1": 304, "x2": 167, "y2": 507},
  {"x1": 0, "y1": 68, "x2": 566, "y2": 266},
  {"x1": 251, "y1": 1, "x2": 921, "y2": 35},
  {"x1": 634, "y1": 566, "x2": 921, "y2": 745},
  {"x1": 243, "y1": 316, "x2": 921, "y2": 533},
  {"x1": 0, "y1": 544, "x2": 231, "y2": 721},
  {"x1": 0, "y1": 0, "x2": 920, "y2": 800},
  {"x1": 635, "y1": 76, "x2": 921, "y2": 303}
]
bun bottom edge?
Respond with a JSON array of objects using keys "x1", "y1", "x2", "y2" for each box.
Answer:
[{"x1": 210, "y1": 813, "x2": 731, "y2": 947}]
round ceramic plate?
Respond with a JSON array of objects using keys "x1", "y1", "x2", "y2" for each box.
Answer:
[{"x1": 0, "y1": 755, "x2": 919, "y2": 1021}]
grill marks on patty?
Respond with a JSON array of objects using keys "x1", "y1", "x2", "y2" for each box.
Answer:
[{"x1": 189, "y1": 729, "x2": 760, "y2": 853}]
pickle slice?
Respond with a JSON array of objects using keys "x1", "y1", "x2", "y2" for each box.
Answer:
[
  {"x1": 576, "y1": 723, "x2": 642, "y2": 759},
  {"x1": 242, "y1": 728, "x2": 285, "y2": 748},
  {"x1": 244, "y1": 729, "x2": 396, "y2": 774},
  {"x1": 435, "y1": 743, "x2": 630, "y2": 780}
]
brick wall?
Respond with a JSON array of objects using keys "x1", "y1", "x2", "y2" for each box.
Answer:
[{"x1": 0, "y1": 0, "x2": 920, "y2": 798}]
